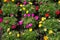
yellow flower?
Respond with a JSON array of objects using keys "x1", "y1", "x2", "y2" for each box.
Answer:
[
  {"x1": 29, "y1": 2, "x2": 32, "y2": 4},
  {"x1": 58, "y1": 1, "x2": 60, "y2": 4},
  {"x1": 48, "y1": 30, "x2": 53, "y2": 34},
  {"x1": 12, "y1": 0, "x2": 14, "y2": 2},
  {"x1": 39, "y1": 21, "x2": 42, "y2": 24},
  {"x1": 38, "y1": 23, "x2": 42, "y2": 27},
  {"x1": 29, "y1": 28, "x2": 33, "y2": 32},
  {"x1": 44, "y1": 28, "x2": 47, "y2": 31},
  {"x1": 22, "y1": 33, "x2": 25, "y2": 35},
  {"x1": 26, "y1": 10, "x2": 29, "y2": 14},
  {"x1": 7, "y1": 28, "x2": 10, "y2": 32},
  {"x1": 44, "y1": 36, "x2": 48, "y2": 40},
  {"x1": 20, "y1": 4, "x2": 23, "y2": 7},
  {"x1": 4, "y1": 0, "x2": 7, "y2": 2},
  {"x1": 22, "y1": 7, "x2": 26, "y2": 10},
  {"x1": 41, "y1": 17, "x2": 46, "y2": 21},
  {"x1": 9, "y1": 32, "x2": 12, "y2": 35},
  {"x1": 17, "y1": 33, "x2": 20, "y2": 37},
  {"x1": 19, "y1": 9, "x2": 22, "y2": 11}
]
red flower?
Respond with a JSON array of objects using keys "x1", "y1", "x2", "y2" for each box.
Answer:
[
  {"x1": 35, "y1": 6, "x2": 39, "y2": 11},
  {"x1": 11, "y1": 25, "x2": 16, "y2": 29},
  {"x1": 0, "y1": 10, "x2": 2, "y2": 14},
  {"x1": 55, "y1": 10, "x2": 60, "y2": 15},
  {"x1": 45, "y1": 13, "x2": 49, "y2": 17}
]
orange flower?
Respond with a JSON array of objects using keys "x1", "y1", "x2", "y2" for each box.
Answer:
[{"x1": 44, "y1": 36, "x2": 48, "y2": 40}]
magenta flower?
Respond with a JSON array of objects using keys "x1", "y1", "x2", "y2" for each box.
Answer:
[
  {"x1": 0, "y1": 18, "x2": 3, "y2": 23},
  {"x1": 26, "y1": 24, "x2": 29, "y2": 28},
  {"x1": 24, "y1": 14, "x2": 27, "y2": 17},
  {"x1": 27, "y1": 13, "x2": 30, "y2": 17},
  {"x1": 18, "y1": 20, "x2": 23, "y2": 25},
  {"x1": 11, "y1": 25, "x2": 16, "y2": 29},
  {"x1": 34, "y1": 16, "x2": 39, "y2": 20},
  {"x1": 32, "y1": 13, "x2": 35, "y2": 17},
  {"x1": 23, "y1": 1, "x2": 27, "y2": 5}
]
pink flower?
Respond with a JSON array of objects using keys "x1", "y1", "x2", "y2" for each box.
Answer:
[
  {"x1": 10, "y1": 14, "x2": 14, "y2": 17},
  {"x1": 24, "y1": 14, "x2": 27, "y2": 17},
  {"x1": 0, "y1": 18, "x2": 3, "y2": 23},
  {"x1": 26, "y1": 23, "x2": 32, "y2": 28},
  {"x1": 18, "y1": 20, "x2": 23, "y2": 25},
  {"x1": 27, "y1": 13, "x2": 30, "y2": 17},
  {"x1": 28, "y1": 23, "x2": 32, "y2": 27},
  {"x1": 34, "y1": 16, "x2": 39, "y2": 20},
  {"x1": 32, "y1": 13, "x2": 35, "y2": 17},
  {"x1": 11, "y1": 25, "x2": 16, "y2": 29}
]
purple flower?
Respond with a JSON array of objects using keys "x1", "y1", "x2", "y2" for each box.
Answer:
[
  {"x1": 32, "y1": 13, "x2": 35, "y2": 17},
  {"x1": 27, "y1": 13, "x2": 30, "y2": 17},
  {"x1": 34, "y1": 16, "x2": 39, "y2": 20},
  {"x1": 18, "y1": 20, "x2": 23, "y2": 25},
  {"x1": 0, "y1": 18, "x2": 3, "y2": 23},
  {"x1": 24, "y1": 14, "x2": 27, "y2": 17}
]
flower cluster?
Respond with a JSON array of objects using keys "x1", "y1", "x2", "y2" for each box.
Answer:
[
  {"x1": 0, "y1": 17, "x2": 17, "y2": 32},
  {"x1": 18, "y1": 13, "x2": 39, "y2": 28},
  {"x1": 0, "y1": 0, "x2": 60, "y2": 40}
]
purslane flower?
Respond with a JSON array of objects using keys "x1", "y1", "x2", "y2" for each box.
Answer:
[
  {"x1": 32, "y1": 13, "x2": 35, "y2": 17},
  {"x1": 34, "y1": 16, "x2": 39, "y2": 20},
  {"x1": 27, "y1": 13, "x2": 31, "y2": 17},
  {"x1": 0, "y1": 18, "x2": 3, "y2": 23},
  {"x1": 18, "y1": 20, "x2": 23, "y2": 25}
]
